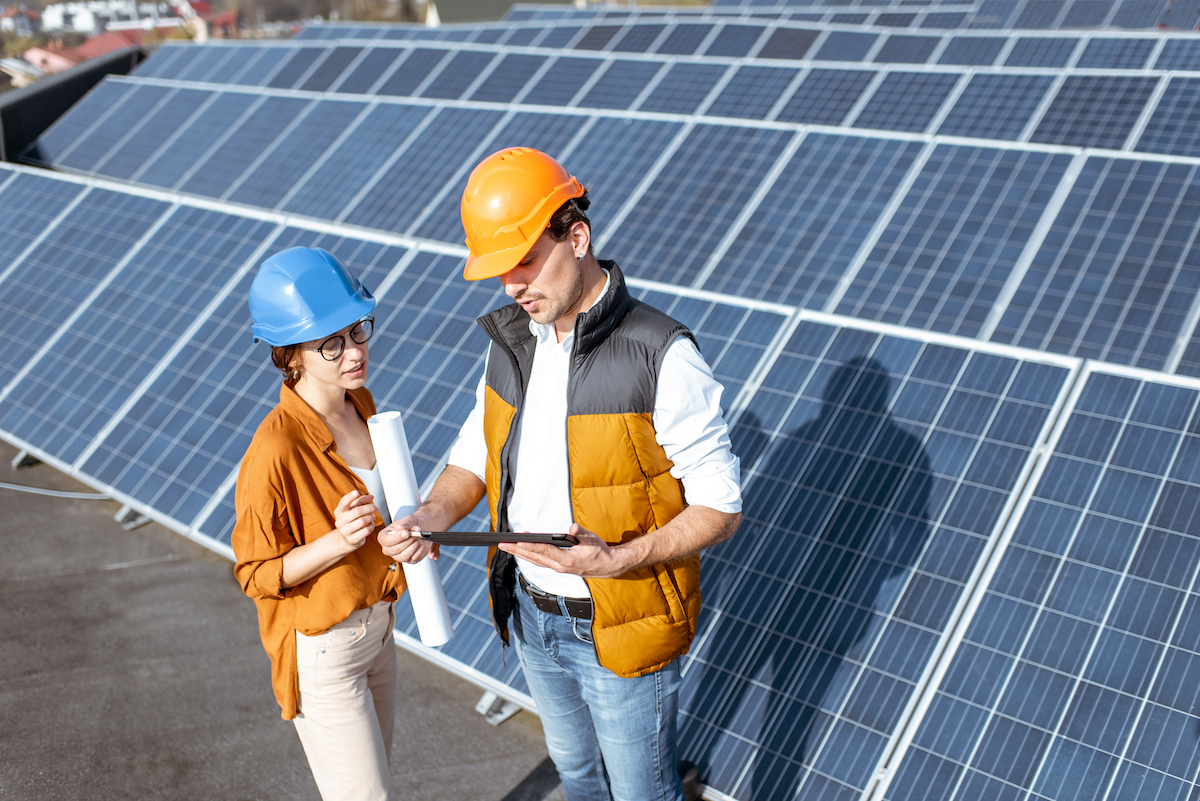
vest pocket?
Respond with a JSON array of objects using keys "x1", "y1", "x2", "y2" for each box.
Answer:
[{"x1": 652, "y1": 563, "x2": 686, "y2": 624}]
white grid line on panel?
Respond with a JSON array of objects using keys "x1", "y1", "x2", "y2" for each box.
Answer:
[
  {"x1": 551, "y1": 114, "x2": 601, "y2": 162},
  {"x1": 409, "y1": 49, "x2": 455, "y2": 98},
  {"x1": 627, "y1": 58, "x2": 674, "y2": 111},
  {"x1": 820, "y1": 140, "x2": 937, "y2": 315},
  {"x1": 740, "y1": 23, "x2": 777, "y2": 60},
  {"x1": 862, "y1": 31, "x2": 890, "y2": 63},
  {"x1": 693, "y1": 19, "x2": 725, "y2": 56},
  {"x1": 842, "y1": 68, "x2": 890, "y2": 128},
  {"x1": 76, "y1": 222, "x2": 283, "y2": 475},
  {"x1": 689, "y1": 130, "x2": 809, "y2": 290},
  {"x1": 0, "y1": 185, "x2": 91, "y2": 290},
  {"x1": 592, "y1": 120, "x2": 696, "y2": 253},
  {"x1": 47, "y1": 82, "x2": 141, "y2": 167},
  {"x1": 691, "y1": 62, "x2": 740, "y2": 117},
  {"x1": 0, "y1": 168, "x2": 17, "y2": 193},
  {"x1": 1017, "y1": 69, "x2": 1068, "y2": 143},
  {"x1": 976, "y1": 151, "x2": 1089, "y2": 341},
  {"x1": 219, "y1": 97, "x2": 321, "y2": 201},
  {"x1": 764, "y1": 64, "x2": 814, "y2": 122},
  {"x1": 921, "y1": 69, "x2": 972, "y2": 134},
  {"x1": 566, "y1": 54, "x2": 615, "y2": 106},
  {"x1": 1166, "y1": 273, "x2": 1200, "y2": 374},
  {"x1": 0, "y1": 201, "x2": 181, "y2": 408},
  {"x1": 126, "y1": 89, "x2": 223, "y2": 185},
  {"x1": 272, "y1": 100, "x2": 380, "y2": 211},
  {"x1": 1123, "y1": 74, "x2": 1171, "y2": 152},
  {"x1": 459, "y1": 51, "x2": 507, "y2": 99},
  {"x1": 926, "y1": 35, "x2": 953, "y2": 65},
  {"x1": 509, "y1": 50, "x2": 558, "y2": 104},
  {"x1": 333, "y1": 103, "x2": 446, "y2": 224},
  {"x1": 326, "y1": 45, "x2": 374, "y2": 92},
  {"x1": 89, "y1": 85, "x2": 185, "y2": 176},
  {"x1": 866, "y1": 358, "x2": 1089, "y2": 801},
  {"x1": 994, "y1": 35, "x2": 1019, "y2": 65},
  {"x1": 169, "y1": 93, "x2": 269, "y2": 191},
  {"x1": 364, "y1": 47, "x2": 413, "y2": 95}
]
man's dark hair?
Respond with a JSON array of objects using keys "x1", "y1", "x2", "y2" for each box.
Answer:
[{"x1": 547, "y1": 189, "x2": 592, "y2": 253}]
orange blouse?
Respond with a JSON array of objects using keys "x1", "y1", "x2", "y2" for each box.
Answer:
[{"x1": 232, "y1": 381, "x2": 405, "y2": 719}]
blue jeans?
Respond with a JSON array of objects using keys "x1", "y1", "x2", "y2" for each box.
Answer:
[{"x1": 512, "y1": 585, "x2": 685, "y2": 801}]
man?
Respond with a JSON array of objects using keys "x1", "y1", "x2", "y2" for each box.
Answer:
[{"x1": 379, "y1": 147, "x2": 741, "y2": 801}]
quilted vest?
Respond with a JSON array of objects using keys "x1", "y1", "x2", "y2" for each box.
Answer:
[{"x1": 478, "y1": 263, "x2": 702, "y2": 677}]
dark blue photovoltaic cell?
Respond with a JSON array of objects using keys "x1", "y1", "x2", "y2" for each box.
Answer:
[
  {"x1": 0, "y1": 171, "x2": 85, "y2": 265},
  {"x1": 852, "y1": 72, "x2": 961, "y2": 133},
  {"x1": 636, "y1": 62, "x2": 726, "y2": 115},
  {"x1": 0, "y1": 209, "x2": 275, "y2": 465},
  {"x1": 1062, "y1": 0, "x2": 1113, "y2": 26},
  {"x1": 180, "y1": 95, "x2": 311, "y2": 199},
  {"x1": 873, "y1": 34, "x2": 940, "y2": 63},
  {"x1": 335, "y1": 47, "x2": 406, "y2": 94},
  {"x1": 0, "y1": 189, "x2": 168, "y2": 388},
  {"x1": 283, "y1": 103, "x2": 432, "y2": 221},
  {"x1": 1137, "y1": 78, "x2": 1200, "y2": 159},
  {"x1": 558, "y1": 116, "x2": 682, "y2": 236},
  {"x1": 876, "y1": 11, "x2": 918, "y2": 26},
  {"x1": 837, "y1": 146, "x2": 1074, "y2": 337},
  {"x1": 578, "y1": 59, "x2": 662, "y2": 109},
  {"x1": 813, "y1": 31, "x2": 877, "y2": 62},
  {"x1": 602, "y1": 124, "x2": 792, "y2": 286},
  {"x1": 612, "y1": 23, "x2": 665, "y2": 52},
  {"x1": 95, "y1": 88, "x2": 213, "y2": 181},
  {"x1": 377, "y1": 48, "x2": 449, "y2": 96},
  {"x1": 83, "y1": 230, "x2": 406, "y2": 531},
  {"x1": 1111, "y1": 0, "x2": 1164, "y2": 27},
  {"x1": 776, "y1": 69, "x2": 877, "y2": 126},
  {"x1": 706, "y1": 65, "x2": 799, "y2": 120},
  {"x1": 414, "y1": 112, "x2": 584, "y2": 243},
  {"x1": 300, "y1": 46, "x2": 363, "y2": 92},
  {"x1": 992, "y1": 158, "x2": 1200, "y2": 372},
  {"x1": 349, "y1": 106, "x2": 504, "y2": 233},
  {"x1": 1031, "y1": 76, "x2": 1160, "y2": 150},
  {"x1": 704, "y1": 24, "x2": 766, "y2": 57},
  {"x1": 755, "y1": 28, "x2": 820, "y2": 60},
  {"x1": 938, "y1": 38, "x2": 1005, "y2": 66},
  {"x1": 131, "y1": 43, "x2": 192, "y2": 79},
  {"x1": 703, "y1": 134, "x2": 924, "y2": 309},
  {"x1": 468, "y1": 52, "x2": 547, "y2": 103},
  {"x1": 656, "y1": 23, "x2": 713, "y2": 55},
  {"x1": 1076, "y1": 37, "x2": 1155, "y2": 69},
  {"x1": 1155, "y1": 39, "x2": 1200, "y2": 70},
  {"x1": 134, "y1": 92, "x2": 260, "y2": 190},
  {"x1": 685, "y1": 319, "x2": 1068, "y2": 800},
  {"x1": 231, "y1": 47, "x2": 286, "y2": 87},
  {"x1": 266, "y1": 47, "x2": 326, "y2": 89},
  {"x1": 921, "y1": 12, "x2": 970, "y2": 27},
  {"x1": 206, "y1": 46, "x2": 265, "y2": 84},
  {"x1": 540, "y1": 25, "x2": 583, "y2": 48},
  {"x1": 573, "y1": 24, "x2": 623, "y2": 50},
  {"x1": 523, "y1": 55, "x2": 603, "y2": 105},
  {"x1": 1004, "y1": 37, "x2": 1079, "y2": 68},
  {"x1": 227, "y1": 99, "x2": 368, "y2": 209},
  {"x1": 888, "y1": 370, "x2": 1200, "y2": 801},
  {"x1": 1015, "y1": 0, "x2": 1067, "y2": 26},
  {"x1": 20, "y1": 79, "x2": 135, "y2": 167},
  {"x1": 421, "y1": 50, "x2": 497, "y2": 99},
  {"x1": 936, "y1": 74, "x2": 1054, "y2": 140},
  {"x1": 174, "y1": 45, "x2": 233, "y2": 83}
]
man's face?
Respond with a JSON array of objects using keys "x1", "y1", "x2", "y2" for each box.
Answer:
[{"x1": 500, "y1": 231, "x2": 584, "y2": 327}]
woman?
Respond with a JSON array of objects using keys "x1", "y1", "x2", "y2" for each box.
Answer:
[{"x1": 232, "y1": 246, "x2": 432, "y2": 801}]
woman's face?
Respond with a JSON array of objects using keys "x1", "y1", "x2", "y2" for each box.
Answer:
[{"x1": 292, "y1": 319, "x2": 370, "y2": 392}]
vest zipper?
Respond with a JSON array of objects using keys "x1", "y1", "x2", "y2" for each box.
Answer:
[{"x1": 567, "y1": 319, "x2": 601, "y2": 664}]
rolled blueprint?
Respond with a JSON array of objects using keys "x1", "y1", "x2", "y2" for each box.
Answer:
[{"x1": 367, "y1": 411, "x2": 454, "y2": 647}]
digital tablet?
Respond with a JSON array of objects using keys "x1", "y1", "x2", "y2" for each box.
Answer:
[{"x1": 418, "y1": 531, "x2": 579, "y2": 548}]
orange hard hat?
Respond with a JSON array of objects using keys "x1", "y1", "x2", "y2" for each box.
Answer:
[{"x1": 460, "y1": 147, "x2": 585, "y2": 281}]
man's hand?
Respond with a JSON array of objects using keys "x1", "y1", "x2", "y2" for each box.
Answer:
[
  {"x1": 499, "y1": 524, "x2": 630, "y2": 578},
  {"x1": 378, "y1": 515, "x2": 439, "y2": 564}
]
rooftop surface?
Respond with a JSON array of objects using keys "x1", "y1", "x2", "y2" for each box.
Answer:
[{"x1": 0, "y1": 438, "x2": 565, "y2": 801}]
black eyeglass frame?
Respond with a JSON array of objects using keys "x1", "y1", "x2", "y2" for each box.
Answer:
[{"x1": 306, "y1": 317, "x2": 375, "y2": 361}]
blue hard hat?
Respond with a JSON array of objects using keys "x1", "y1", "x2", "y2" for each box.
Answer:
[{"x1": 249, "y1": 247, "x2": 376, "y2": 347}]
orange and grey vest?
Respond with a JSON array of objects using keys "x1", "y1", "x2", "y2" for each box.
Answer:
[{"x1": 480, "y1": 263, "x2": 702, "y2": 677}]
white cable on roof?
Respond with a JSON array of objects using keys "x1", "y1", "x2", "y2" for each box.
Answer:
[{"x1": 0, "y1": 481, "x2": 109, "y2": 500}]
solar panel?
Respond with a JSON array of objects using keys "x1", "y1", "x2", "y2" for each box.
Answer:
[{"x1": 11, "y1": 9, "x2": 1200, "y2": 799}]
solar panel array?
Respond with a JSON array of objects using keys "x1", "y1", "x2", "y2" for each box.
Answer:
[{"x1": 6, "y1": 5, "x2": 1200, "y2": 799}]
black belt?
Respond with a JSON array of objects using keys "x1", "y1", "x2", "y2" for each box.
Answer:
[{"x1": 518, "y1": 572, "x2": 593, "y2": 620}]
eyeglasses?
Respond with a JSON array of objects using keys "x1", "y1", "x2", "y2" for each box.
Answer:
[{"x1": 307, "y1": 317, "x2": 374, "y2": 361}]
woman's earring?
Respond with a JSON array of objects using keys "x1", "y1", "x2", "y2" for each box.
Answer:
[{"x1": 576, "y1": 252, "x2": 584, "y2": 262}]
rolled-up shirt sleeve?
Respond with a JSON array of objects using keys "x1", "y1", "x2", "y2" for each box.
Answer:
[
  {"x1": 232, "y1": 461, "x2": 294, "y2": 601},
  {"x1": 654, "y1": 338, "x2": 742, "y2": 514}
]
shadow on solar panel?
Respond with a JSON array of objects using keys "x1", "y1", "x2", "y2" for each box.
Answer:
[{"x1": 686, "y1": 356, "x2": 932, "y2": 798}]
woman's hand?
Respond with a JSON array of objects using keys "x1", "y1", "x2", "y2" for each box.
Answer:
[
  {"x1": 378, "y1": 514, "x2": 439, "y2": 564},
  {"x1": 332, "y1": 490, "x2": 378, "y2": 554}
]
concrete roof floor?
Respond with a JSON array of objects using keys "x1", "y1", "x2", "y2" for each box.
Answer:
[{"x1": 0, "y1": 439, "x2": 565, "y2": 801}]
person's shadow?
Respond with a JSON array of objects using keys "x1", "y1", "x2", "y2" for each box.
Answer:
[{"x1": 682, "y1": 356, "x2": 933, "y2": 800}]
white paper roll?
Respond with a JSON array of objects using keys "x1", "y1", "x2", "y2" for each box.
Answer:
[{"x1": 367, "y1": 411, "x2": 454, "y2": 647}]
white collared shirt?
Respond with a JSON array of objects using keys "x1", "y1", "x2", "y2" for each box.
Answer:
[{"x1": 447, "y1": 276, "x2": 741, "y2": 598}]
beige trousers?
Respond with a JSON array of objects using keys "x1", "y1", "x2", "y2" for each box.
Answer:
[{"x1": 294, "y1": 600, "x2": 398, "y2": 801}]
